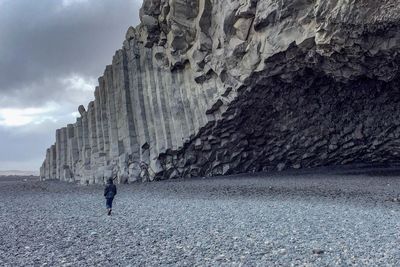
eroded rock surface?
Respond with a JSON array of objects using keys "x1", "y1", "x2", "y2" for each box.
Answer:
[{"x1": 41, "y1": 0, "x2": 400, "y2": 183}]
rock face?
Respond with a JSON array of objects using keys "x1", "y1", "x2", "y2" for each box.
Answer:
[{"x1": 41, "y1": 0, "x2": 400, "y2": 183}]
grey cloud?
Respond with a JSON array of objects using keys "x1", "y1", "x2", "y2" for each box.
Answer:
[
  {"x1": 0, "y1": 0, "x2": 142, "y2": 171},
  {"x1": 0, "y1": 0, "x2": 142, "y2": 107}
]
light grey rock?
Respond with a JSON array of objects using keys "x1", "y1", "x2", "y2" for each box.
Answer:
[
  {"x1": 41, "y1": 0, "x2": 400, "y2": 183},
  {"x1": 234, "y1": 18, "x2": 253, "y2": 41}
]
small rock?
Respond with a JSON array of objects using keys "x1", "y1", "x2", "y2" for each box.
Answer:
[
  {"x1": 312, "y1": 249, "x2": 324, "y2": 255},
  {"x1": 278, "y1": 248, "x2": 287, "y2": 254},
  {"x1": 277, "y1": 163, "x2": 286, "y2": 171}
]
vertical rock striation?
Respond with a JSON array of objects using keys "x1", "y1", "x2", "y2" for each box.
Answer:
[{"x1": 41, "y1": 0, "x2": 400, "y2": 183}]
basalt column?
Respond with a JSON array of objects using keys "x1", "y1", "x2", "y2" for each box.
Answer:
[
  {"x1": 113, "y1": 49, "x2": 140, "y2": 183},
  {"x1": 66, "y1": 124, "x2": 78, "y2": 180},
  {"x1": 55, "y1": 129, "x2": 62, "y2": 180},
  {"x1": 50, "y1": 145, "x2": 57, "y2": 179},
  {"x1": 80, "y1": 108, "x2": 91, "y2": 181},
  {"x1": 59, "y1": 127, "x2": 68, "y2": 181}
]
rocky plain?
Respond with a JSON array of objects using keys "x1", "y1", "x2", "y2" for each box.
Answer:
[{"x1": 2, "y1": 166, "x2": 400, "y2": 266}]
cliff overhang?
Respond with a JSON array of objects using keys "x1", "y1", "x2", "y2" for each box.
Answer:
[{"x1": 41, "y1": 0, "x2": 400, "y2": 183}]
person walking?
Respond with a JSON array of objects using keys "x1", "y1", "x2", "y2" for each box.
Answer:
[{"x1": 104, "y1": 178, "x2": 117, "y2": 216}]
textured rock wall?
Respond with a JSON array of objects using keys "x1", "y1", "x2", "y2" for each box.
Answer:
[
  {"x1": 41, "y1": 0, "x2": 400, "y2": 183},
  {"x1": 160, "y1": 70, "x2": 400, "y2": 178},
  {"x1": 40, "y1": 32, "x2": 223, "y2": 183}
]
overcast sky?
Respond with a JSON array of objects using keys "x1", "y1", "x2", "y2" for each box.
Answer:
[{"x1": 0, "y1": 0, "x2": 142, "y2": 172}]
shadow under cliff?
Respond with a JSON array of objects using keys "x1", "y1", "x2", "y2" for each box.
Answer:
[{"x1": 159, "y1": 52, "x2": 400, "y2": 179}]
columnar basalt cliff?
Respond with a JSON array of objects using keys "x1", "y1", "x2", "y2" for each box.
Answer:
[{"x1": 41, "y1": 0, "x2": 400, "y2": 183}]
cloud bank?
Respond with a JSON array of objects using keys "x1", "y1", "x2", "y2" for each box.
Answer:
[{"x1": 0, "y1": 0, "x2": 142, "y2": 172}]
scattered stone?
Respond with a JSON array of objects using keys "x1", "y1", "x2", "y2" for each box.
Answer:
[
  {"x1": 2, "y1": 173, "x2": 400, "y2": 266},
  {"x1": 312, "y1": 249, "x2": 325, "y2": 255}
]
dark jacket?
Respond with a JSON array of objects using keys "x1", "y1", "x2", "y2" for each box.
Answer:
[{"x1": 104, "y1": 182, "x2": 117, "y2": 199}]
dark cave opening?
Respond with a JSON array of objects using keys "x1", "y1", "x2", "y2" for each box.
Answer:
[
  {"x1": 234, "y1": 69, "x2": 400, "y2": 172},
  {"x1": 160, "y1": 68, "x2": 400, "y2": 179}
]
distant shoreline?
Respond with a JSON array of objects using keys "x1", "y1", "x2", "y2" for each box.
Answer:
[
  {"x1": 0, "y1": 175, "x2": 40, "y2": 182},
  {"x1": 0, "y1": 171, "x2": 39, "y2": 176}
]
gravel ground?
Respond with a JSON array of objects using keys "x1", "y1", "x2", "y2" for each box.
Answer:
[{"x1": 1, "y1": 166, "x2": 400, "y2": 266}]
